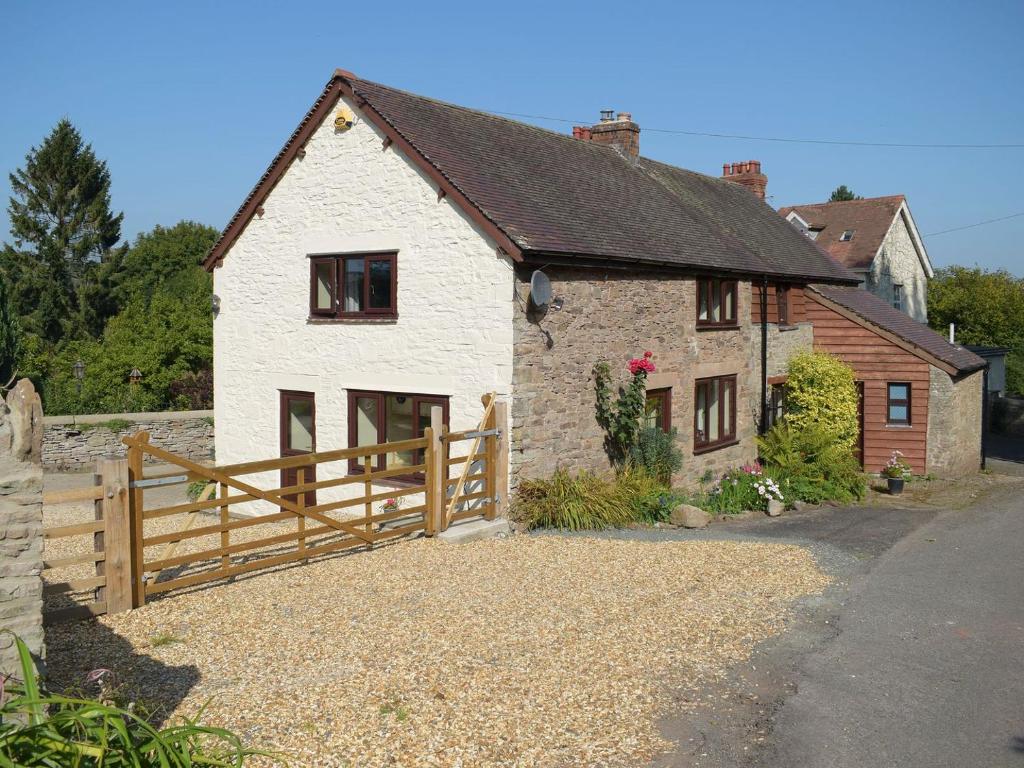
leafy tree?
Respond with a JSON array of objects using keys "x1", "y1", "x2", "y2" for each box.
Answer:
[
  {"x1": 79, "y1": 221, "x2": 217, "y2": 335},
  {"x1": 783, "y1": 350, "x2": 860, "y2": 449},
  {"x1": 0, "y1": 276, "x2": 22, "y2": 387},
  {"x1": 928, "y1": 266, "x2": 1024, "y2": 394},
  {"x1": 829, "y1": 185, "x2": 862, "y2": 202},
  {"x1": 1, "y1": 119, "x2": 123, "y2": 340}
]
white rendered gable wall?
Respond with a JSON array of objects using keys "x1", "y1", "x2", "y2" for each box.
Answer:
[
  {"x1": 869, "y1": 209, "x2": 929, "y2": 323},
  {"x1": 212, "y1": 97, "x2": 515, "y2": 515}
]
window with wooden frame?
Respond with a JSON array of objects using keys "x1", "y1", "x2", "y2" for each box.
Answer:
[
  {"x1": 643, "y1": 388, "x2": 672, "y2": 432},
  {"x1": 696, "y1": 278, "x2": 737, "y2": 327},
  {"x1": 694, "y1": 374, "x2": 737, "y2": 452},
  {"x1": 347, "y1": 390, "x2": 449, "y2": 479},
  {"x1": 767, "y1": 382, "x2": 786, "y2": 428},
  {"x1": 886, "y1": 382, "x2": 911, "y2": 426},
  {"x1": 777, "y1": 284, "x2": 791, "y2": 326},
  {"x1": 309, "y1": 252, "x2": 397, "y2": 319}
]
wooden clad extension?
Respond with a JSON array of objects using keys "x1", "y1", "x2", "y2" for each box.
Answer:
[
  {"x1": 751, "y1": 283, "x2": 807, "y2": 325},
  {"x1": 805, "y1": 290, "x2": 929, "y2": 473}
]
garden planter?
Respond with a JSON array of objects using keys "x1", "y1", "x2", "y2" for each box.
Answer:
[{"x1": 887, "y1": 477, "x2": 905, "y2": 495}]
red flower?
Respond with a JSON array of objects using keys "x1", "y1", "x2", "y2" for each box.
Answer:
[
  {"x1": 643, "y1": 351, "x2": 653, "y2": 358},
  {"x1": 628, "y1": 357, "x2": 656, "y2": 375}
]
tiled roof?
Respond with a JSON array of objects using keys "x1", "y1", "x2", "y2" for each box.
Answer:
[
  {"x1": 778, "y1": 196, "x2": 905, "y2": 270},
  {"x1": 207, "y1": 72, "x2": 858, "y2": 284},
  {"x1": 808, "y1": 284, "x2": 986, "y2": 374},
  {"x1": 349, "y1": 77, "x2": 856, "y2": 282}
]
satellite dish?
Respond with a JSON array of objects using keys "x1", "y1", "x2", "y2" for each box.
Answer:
[{"x1": 530, "y1": 270, "x2": 553, "y2": 309}]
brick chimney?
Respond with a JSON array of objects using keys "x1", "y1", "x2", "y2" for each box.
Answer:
[
  {"x1": 721, "y1": 160, "x2": 767, "y2": 199},
  {"x1": 572, "y1": 110, "x2": 640, "y2": 156}
]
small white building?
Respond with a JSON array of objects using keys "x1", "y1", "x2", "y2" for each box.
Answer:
[{"x1": 779, "y1": 196, "x2": 933, "y2": 323}]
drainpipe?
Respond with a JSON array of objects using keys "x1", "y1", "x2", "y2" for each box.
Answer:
[
  {"x1": 760, "y1": 275, "x2": 769, "y2": 435},
  {"x1": 981, "y1": 363, "x2": 990, "y2": 470}
]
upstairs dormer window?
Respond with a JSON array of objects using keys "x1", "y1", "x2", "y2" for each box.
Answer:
[
  {"x1": 840, "y1": 229, "x2": 855, "y2": 242},
  {"x1": 309, "y1": 252, "x2": 397, "y2": 319}
]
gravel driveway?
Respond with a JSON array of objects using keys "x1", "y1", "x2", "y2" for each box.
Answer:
[{"x1": 42, "y1": 482, "x2": 829, "y2": 767}]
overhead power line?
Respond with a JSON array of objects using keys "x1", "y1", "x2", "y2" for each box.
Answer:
[
  {"x1": 482, "y1": 109, "x2": 1024, "y2": 150},
  {"x1": 924, "y1": 210, "x2": 1024, "y2": 237}
]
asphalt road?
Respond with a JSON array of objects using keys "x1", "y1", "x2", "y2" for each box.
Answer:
[{"x1": 752, "y1": 480, "x2": 1024, "y2": 768}]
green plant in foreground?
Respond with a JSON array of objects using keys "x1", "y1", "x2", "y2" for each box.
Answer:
[
  {"x1": 758, "y1": 421, "x2": 866, "y2": 504},
  {"x1": 0, "y1": 632, "x2": 281, "y2": 766},
  {"x1": 511, "y1": 466, "x2": 676, "y2": 529},
  {"x1": 594, "y1": 352, "x2": 656, "y2": 466},
  {"x1": 784, "y1": 350, "x2": 859, "y2": 449},
  {"x1": 629, "y1": 427, "x2": 683, "y2": 484}
]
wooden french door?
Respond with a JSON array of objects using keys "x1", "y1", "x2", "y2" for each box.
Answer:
[{"x1": 279, "y1": 390, "x2": 316, "y2": 507}]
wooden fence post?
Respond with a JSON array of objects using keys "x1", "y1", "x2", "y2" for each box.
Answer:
[
  {"x1": 125, "y1": 432, "x2": 148, "y2": 608},
  {"x1": 492, "y1": 400, "x2": 509, "y2": 520},
  {"x1": 96, "y1": 456, "x2": 133, "y2": 614},
  {"x1": 423, "y1": 427, "x2": 436, "y2": 536},
  {"x1": 429, "y1": 406, "x2": 445, "y2": 534}
]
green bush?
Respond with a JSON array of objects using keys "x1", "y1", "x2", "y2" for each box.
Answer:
[
  {"x1": 784, "y1": 351, "x2": 860, "y2": 449},
  {"x1": 511, "y1": 466, "x2": 678, "y2": 530},
  {"x1": 0, "y1": 632, "x2": 278, "y2": 766},
  {"x1": 629, "y1": 427, "x2": 683, "y2": 484},
  {"x1": 758, "y1": 421, "x2": 866, "y2": 504},
  {"x1": 617, "y1": 465, "x2": 682, "y2": 523}
]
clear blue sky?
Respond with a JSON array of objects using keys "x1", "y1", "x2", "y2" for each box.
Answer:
[{"x1": 2, "y1": 0, "x2": 1022, "y2": 273}]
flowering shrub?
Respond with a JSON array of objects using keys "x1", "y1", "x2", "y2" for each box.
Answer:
[
  {"x1": 882, "y1": 450, "x2": 911, "y2": 479},
  {"x1": 699, "y1": 464, "x2": 781, "y2": 514},
  {"x1": 594, "y1": 351, "x2": 658, "y2": 465}
]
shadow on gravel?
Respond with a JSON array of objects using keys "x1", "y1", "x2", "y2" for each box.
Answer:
[{"x1": 44, "y1": 619, "x2": 200, "y2": 726}]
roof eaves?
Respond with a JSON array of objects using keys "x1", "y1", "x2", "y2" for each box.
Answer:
[{"x1": 806, "y1": 286, "x2": 985, "y2": 375}]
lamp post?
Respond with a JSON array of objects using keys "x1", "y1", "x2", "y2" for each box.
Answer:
[
  {"x1": 72, "y1": 359, "x2": 85, "y2": 424},
  {"x1": 128, "y1": 368, "x2": 142, "y2": 413},
  {"x1": 129, "y1": 368, "x2": 142, "y2": 386}
]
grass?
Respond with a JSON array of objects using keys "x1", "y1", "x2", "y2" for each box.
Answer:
[
  {"x1": 149, "y1": 631, "x2": 184, "y2": 648},
  {"x1": 379, "y1": 700, "x2": 409, "y2": 722}
]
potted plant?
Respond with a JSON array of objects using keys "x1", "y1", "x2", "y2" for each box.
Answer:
[
  {"x1": 381, "y1": 497, "x2": 403, "y2": 514},
  {"x1": 882, "y1": 450, "x2": 911, "y2": 494}
]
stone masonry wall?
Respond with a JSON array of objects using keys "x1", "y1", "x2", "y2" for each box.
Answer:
[
  {"x1": 512, "y1": 267, "x2": 778, "y2": 488},
  {"x1": 43, "y1": 410, "x2": 214, "y2": 470},
  {"x1": 0, "y1": 379, "x2": 45, "y2": 676},
  {"x1": 926, "y1": 367, "x2": 983, "y2": 476},
  {"x1": 868, "y1": 211, "x2": 929, "y2": 323}
]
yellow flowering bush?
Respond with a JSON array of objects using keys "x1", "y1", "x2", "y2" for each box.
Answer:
[{"x1": 784, "y1": 351, "x2": 859, "y2": 448}]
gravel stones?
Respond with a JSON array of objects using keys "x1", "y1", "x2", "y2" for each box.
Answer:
[{"x1": 44, "y1": 503, "x2": 828, "y2": 766}]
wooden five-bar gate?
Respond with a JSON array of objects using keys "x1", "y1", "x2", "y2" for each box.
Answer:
[{"x1": 41, "y1": 394, "x2": 507, "y2": 623}]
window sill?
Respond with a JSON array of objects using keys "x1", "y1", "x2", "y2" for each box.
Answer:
[
  {"x1": 885, "y1": 423, "x2": 913, "y2": 429},
  {"x1": 307, "y1": 316, "x2": 398, "y2": 325},
  {"x1": 778, "y1": 324, "x2": 800, "y2": 332},
  {"x1": 696, "y1": 323, "x2": 741, "y2": 331},
  {"x1": 693, "y1": 438, "x2": 740, "y2": 456}
]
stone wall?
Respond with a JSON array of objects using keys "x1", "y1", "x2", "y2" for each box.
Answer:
[
  {"x1": 43, "y1": 410, "x2": 214, "y2": 470},
  {"x1": 926, "y1": 367, "x2": 983, "y2": 476},
  {"x1": 511, "y1": 267, "x2": 803, "y2": 488},
  {"x1": 0, "y1": 380, "x2": 45, "y2": 677}
]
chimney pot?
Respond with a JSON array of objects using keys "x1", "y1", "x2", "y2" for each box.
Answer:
[
  {"x1": 720, "y1": 159, "x2": 768, "y2": 200},
  {"x1": 587, "y1": 109, "x2": 640, "y2": 156}
]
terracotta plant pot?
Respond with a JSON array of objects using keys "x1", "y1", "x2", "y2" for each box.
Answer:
[{"x1": 887, "y1": 476, "x2": 905, "y2": 495}]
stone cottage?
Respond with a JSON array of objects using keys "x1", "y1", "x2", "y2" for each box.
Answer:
[{"x1": 204, "y1": 70, "x2": 981, "y2": 503}]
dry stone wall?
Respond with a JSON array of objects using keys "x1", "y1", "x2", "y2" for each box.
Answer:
[
  {"x1": 43, "y1": 410, "x2": 214, "y2": 469},
  {"x1": 0, "y1": 379, "x2": 45, "y2": 677}
]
